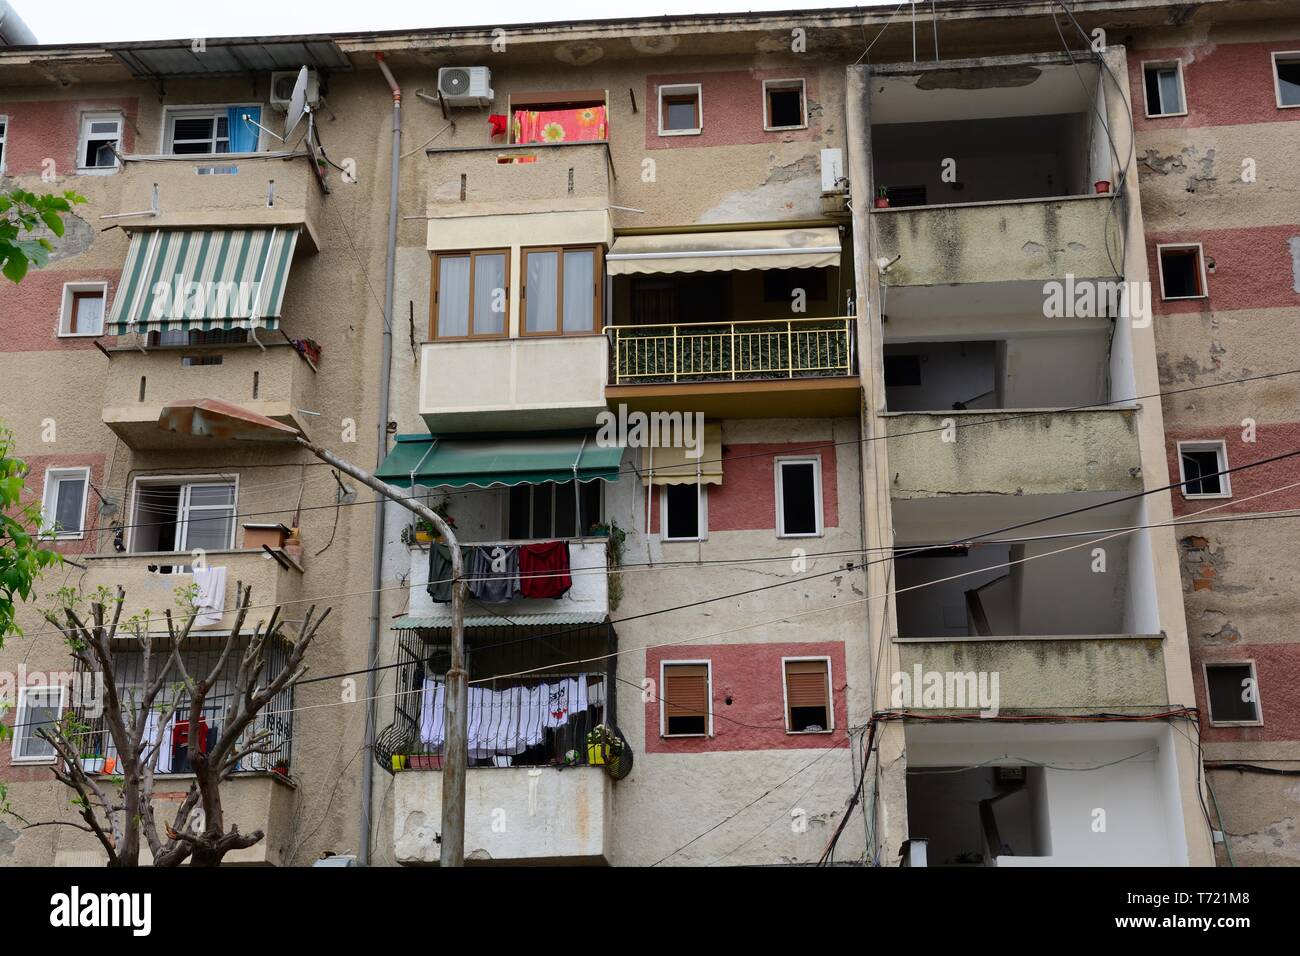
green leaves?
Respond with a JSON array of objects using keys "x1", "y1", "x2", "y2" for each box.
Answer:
[
  {"x1": 0, "y1": 428, "x2": 63, "y2": 646},
  {"x1": 0, "y1": 188, "x2": 86, "y2": 285}
]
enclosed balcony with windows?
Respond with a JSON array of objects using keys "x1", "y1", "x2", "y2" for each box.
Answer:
[{"x1": 603, "y1": 225, "x2": 860, "y2": 418}]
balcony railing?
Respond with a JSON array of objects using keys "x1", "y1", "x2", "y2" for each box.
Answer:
[{"x1": 605, "y1": 317, "x2": 855, "y2": 385}]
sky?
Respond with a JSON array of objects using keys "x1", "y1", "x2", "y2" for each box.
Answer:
[{"x1": 14, "y1": 0, "x2": 900, "y2": 45}]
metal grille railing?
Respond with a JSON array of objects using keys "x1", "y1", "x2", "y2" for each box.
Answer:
[{"x1": 605, "y1": 316, "x2": 855, "y2": 385}]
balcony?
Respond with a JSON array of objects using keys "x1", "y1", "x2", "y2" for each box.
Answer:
[
  {"x1": 80, "y1": 548, "x2": 304, "y2": 634},
  {"x1": 116, "y1": 152, "x2": 324, "y2": 251},
  {"x1": 425, "y1": 141, "x2": 613, "y2": 218},
  {"x1": 604, "y1": 317, "x2": 860, "y2": 418},
  {"x1": 102, "y1": 341, "x2": 318, "y2": 449},
  {"x1": 883, "y1": 407, "x2": 1142, "y2": 500}
]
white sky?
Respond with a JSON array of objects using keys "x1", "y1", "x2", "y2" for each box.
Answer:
[{"x1": 16, "y1": 0, "x2": 900, "y2": 45}]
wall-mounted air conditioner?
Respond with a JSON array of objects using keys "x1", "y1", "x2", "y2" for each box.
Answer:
[
  {"x1": 270, "y1": 70, "x2": 320, "y2": 110},
  {"x1": 438, "y1": 66, "x2": 493, "y2": 107}
]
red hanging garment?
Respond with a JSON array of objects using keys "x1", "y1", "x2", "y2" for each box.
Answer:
[{"x1": 519, "y1": 541, "x2": 572, "y2": 599}]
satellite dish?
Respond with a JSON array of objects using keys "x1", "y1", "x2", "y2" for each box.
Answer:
[{"x1": 283, "y1": 65, "x2": 310, "y2": 140}]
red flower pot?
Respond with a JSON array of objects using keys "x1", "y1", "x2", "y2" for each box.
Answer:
[{"x1": 1094, "y1": 180, "x2": 1111, "y2": 194}]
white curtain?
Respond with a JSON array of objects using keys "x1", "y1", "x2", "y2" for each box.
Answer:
[
  {"x1": 438, "y1": 256, "x2": 470, "y2": 337},
  {"x1": 473, "y1": 253, "x2": 506, "y2": 335},
  {"x1": 563, "y1": 250, "x2": 595, "y2": 332}
]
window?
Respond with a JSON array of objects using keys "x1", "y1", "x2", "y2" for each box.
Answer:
[
  {"x1": 58, "y1": 282, "x2": 106, "y2": 336},
  {"x1": 40, "y1": 467, "x2": 90, "y2": 539},
  {"x1": 783, "y1": 658, "x2": 832, "y2": 733},
  {"x1": 658, "y1": 84, "x2": 702, "y2": 136},
  {"x1": 11, "y1": 685, "x2": 64, "y2": 763},
  {"x1": 763, "y1": 79, "x2": 806, "y2": 130},
  {"x1": 1204, "y1": 661, "x2": 1262, "y2": 725},
  {"x1": 507, "y1": 480, "x2": 602, "y2": 540},
  {"x1": 431, "y1": 249, "x2": 509, "y2": 339},
  {"x1": 522, "y1": 246, "x2": 602, "y2": 335},
  {"x1": 661, "y1": 483, "x2": 706, "y2": 541},
  {"x1": 1157, "y1": 243, "x2": 1207, "y2": 300},
  {"x1": 129, "y1": 479, "x2": 237, "y2": 554},
  {"x1": 0, "y1": 115, "x2": 7, "y2": 173},
  {"x1": 77, "y1": 112, "x2": 121, "y2": 170},
  {"x1": 1273, "y1": 52, "x2": 1300, "y2": 108},
  {"x1": 776, "y1": 457, "x2": 823, "y2": 537},
  {"x1": 1178, "y1": 440, "x2": 1230, "y2": 499},
  {"x1": 661, "y1": 661, "x2": 711, "y2": 736},
  {"x1": 762, "y1": 267, "x2": 828, "y2": 303},
  {"x1": 884, "y1": 354, "x2": 922, "y2": 387},
  {"x1": 1142, "y1": 61, "x2": 1186, "y2": 117}
]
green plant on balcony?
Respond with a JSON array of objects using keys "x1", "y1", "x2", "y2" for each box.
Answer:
[{"x1": 591, "y1": 521, "x2": 626, "y2": 610}]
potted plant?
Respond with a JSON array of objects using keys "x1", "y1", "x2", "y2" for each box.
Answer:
[
  {"x1": 415, "y1": 501, "x2": 456, "y2": 543},
  {"x1": 1094, "y1": 179, "x2": 1111, "y2": 194},
  {"x1": 874, "y1": 185, "x2": 890, "y2": 209},
  {"x1": 272, "y1": 758, "x2": 290, "y2": 778},
  {"x1": 391, "y1": 754, "x2": 409, "y2": 772},
  {"x1": 585, "y1": 724, "x2": 623, "y2": 767},
  {"x1": 408, "y1": 753, "x2": 443, "y2": 770},
  {"x1": 80, "y1": 751, "x2": 105, "y2": 774}
]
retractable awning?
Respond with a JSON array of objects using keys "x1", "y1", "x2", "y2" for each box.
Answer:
[
  {"x1": 640, "y1": 423, "x2": 723, "y2": 485},
  {"x1": 605, "y1": 227, "x2": 841, "y2": 276},
  {"x1": 108, "y1": 228, "x2": 300, "y2": 335},
  {"x1": 376, "y1": 433, "x2": 623, "y2": 490}
]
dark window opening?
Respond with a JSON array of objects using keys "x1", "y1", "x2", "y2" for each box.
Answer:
[
  {"x1": 789, "y1": 705, "x2": 827, "y2": 732},
  {"x1": 767, "y1": 87, "x2": 804, "y2": 128},
  {"x1": 1159, "y1": 247, "x2": 1204, "y2": 299},
  {"x1": 778, "y1": 461, "x2": 818, "y2": 536},
  {"x1": 884, "y1": 354, "x2": 922, "y2": 387},
  {"x1": 508, "y1": 480, "x2": 601, "y2": 540},
  {"x1": 1181, "y1": 448, "x2": 1224, "y2": 496},
  {"x1": 1277, "y1": 58, "x2": 1300, "y2": 107},
  {"x1": 663, "y1": 93, "x2": 699, "y2": 132},
  {"x1": 664, "y1": 483, "x2": 701, "y2": 540},
  {"x1": 887, "y1": 185, "x2": 929, "y2": 208},
  {"x1": 1206, "y1": 663, "x2": 1259, "y2": 723},
  {"x1": 762, "y1": 267, "x2": 829, "y2": 303},
  {"x1": 1144, "y1": 64, "x2": 1184, "y2": 115}
]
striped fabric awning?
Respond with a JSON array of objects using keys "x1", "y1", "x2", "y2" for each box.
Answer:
[{"x1": 108, "y1": 228, "x2": 300, "y2": 335}]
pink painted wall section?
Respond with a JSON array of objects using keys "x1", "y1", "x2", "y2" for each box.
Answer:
[
  {"x1": 1149, "y1": 225, "x2": 1300, "y2": 315},
  {"x1": 0, "y1": 98, "x2": 139, "y2": 177},
  {"x1": 0, "y1": 269, "x2": 121, "y2": 352},
  {"x1": 1128, "y1": 38, "x2": 1300, "y2": 131},
  {"x1": 15, "y1": 453, "x2": 107, "y2": 558},
  {"x1": 649, "y1": 440, "x2": 838, "y2": 534},
  {"x1": 1192, "y1": 643, "x2": 1300, "y2": 744},
  {"x1": 1165, "y1": 423, "x2": 1300, "y2": 517},
  {"x1": 644, "y1": 69, "x2": 821, "y2": 150},
  {"x1": 644, "y1": 641, "x2": 849, "y2": 753}
]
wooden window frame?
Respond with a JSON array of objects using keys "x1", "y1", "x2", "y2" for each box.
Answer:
[
  {"x1": 1203, "y1": 660, "x2": 1264, "y2": 727},
  {"x1": 1177, "y1": 439, "x2": 1231, "y2": 500},
  {"x1": 658, "y1": 83, "x2": 702, "y2": 136},
  {"x1": 1156, "y1": 242, "x2": 1208, "y2": 301},
  {"x1": 659, "y1": 659, "x2": 713, "y2": 738},
  {"x1": 1271, "y1": 51, "x2": 1300, "y2": 109},
  {"x1": 782, "y1": 656, "x2": 833, "y2": 734},
  {"x1": 763, "y1": 78, "x2": 807, "y2": 131},
  {"x1": 520, "y1": 244, "x2": 604, "y2": 337},
  {"x1": 0, "y1": 114, "x2": 7, "y2": 175},
  {"x1": 429, "y1": 248, "x2": 512, "y2": 341},
  {"x1": 1141, "y1": 60, "x2": 1188, "y2": 118},
  {"x1": 10, "y1": 684, "x2": 66, "y2": 765},
  {"x1": 775, "y1": 455, "x2": 824, "y2": 538}
]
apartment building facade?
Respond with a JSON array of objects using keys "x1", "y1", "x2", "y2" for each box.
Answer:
[{"x1": 1, "y1": 0, "x2": 1294, "y2": 867}]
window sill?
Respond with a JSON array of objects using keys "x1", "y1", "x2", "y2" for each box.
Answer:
[
  {"x1": 764, "y1": 124, "x2": 808, "y2": 133},
  {"x1": 1182, "y1": 493, "x2": 1232, "y2": 500},
  {"x1": 661, "y1": 733, "x2": 710, "y2": 739},
  {"x1": 10, "y1": 756, "x2": 57, "y2": 766},
  {"x1": 56, "y1": 331, "x2": 104, "y2": 339},
  {"x1": 39, "y1": 533, "x2": 85, "y2": 542},
  {"x1": 75, "y1": 166, "x2": 120, "y2": 175},
  {"x1": 785, "y1": 729, "x2": 834, "y2": 736},
  {"x1": 661, "y1": 537, "x2": 706, "y2": 544},
  {"x1": 1144, "y1": 111, "x2": 1189, "y2": 119},
  {"x1": 658, "y1": 128, "x2": 702, "y2": 137},
  {"x1": 1161, "y1": 294, "x2": 1208, "y2": 302},
  {"x1": 1206, "y1": 720, "x2": 1263, "y2": 728},
  {"x1": 777, "y1": 532, "x2": 824, "y2": 539}
]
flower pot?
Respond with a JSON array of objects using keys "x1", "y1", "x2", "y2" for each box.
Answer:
[
  {"x1": 408, "y1": 754, "x2": 442, "y2": 770},
  {"x1": 272, "y1": 765, "x2": 289, "y2": 778},
  {"x1": 81, "y1": 757, "x2": 105, "y2": 774},
  {"x1": 391, "y1": 755, "x2": 408, "y2": 771},
  {"x1": 874, "y1": 197, "x2": 890, "y2": 209},
  {"x1": 586, "y1": 743, "x2": 607, "y2": 766},
  {"x1": 1094, "y1": 180, "x2": 1111, "y2": 194}
]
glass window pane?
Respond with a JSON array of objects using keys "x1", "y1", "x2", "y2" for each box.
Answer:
[
  {"x1": 19, "y1": 689, "x2": 60, "y2": 758},
  {"x1": 531, "y1": 484, "x2": 553, "y2": 539},
  {"x1": 187, "y1": 484, "x2": 235, "y2": 507},
  {"x1": 73, "y1": 294, "x2": 104, "y2": 333},
  {"x1": 1158, "y1": 69, "x2": 1182, "y2": 113},
  {"x1": 473, "y1": 254, "x2": 506, "y2": 336},
  {"x1": 53, "y1": 477, "x2": 85, "y2": 534},
  {"x1": 666, "y1": 98, "x2": 697, "y2": 130},
  {"x1": 437, "y1": 257, "x2": 470, "y2": 337},
  {"x1": 554, "y1": 480, "x2": 577, "y2": 538},
  {"x1": 184, "y1": 512, "x2": 234, "y2": 551},
  {"x1": 1278, "y1": 59, "x2": 1300, "y2": 106},
  {"x1": 89, "y1": 121, "x2": 118, "y2": 135},
  {"x1": 172, "y1": 117, "x2": 214, "y2": 141},
  {"x1": 563, "y1": 250, "x2": 595, "y2": 333},
  {"x1": 526, "y1": 251, "x2": 559, "y2": 333}
]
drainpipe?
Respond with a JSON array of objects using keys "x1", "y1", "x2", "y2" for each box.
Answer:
[{"x1": 360, "y1": 51, "x2": 402, "y2": 868}]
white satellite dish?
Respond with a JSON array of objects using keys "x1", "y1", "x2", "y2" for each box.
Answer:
[{"x1": 283, "y1": 66, "x2": 310, "y2": 140}]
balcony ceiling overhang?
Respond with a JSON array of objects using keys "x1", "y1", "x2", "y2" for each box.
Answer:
[{"x1": 108, "y1": 36, "x2": 351, "y2": 80}]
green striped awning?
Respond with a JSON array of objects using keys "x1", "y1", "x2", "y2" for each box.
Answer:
[
  {"x1": 376, "y1": 432, "x2": 623, "y2": 489},
  {"x1": 108, "y1": 228, "x2": 300, "y2": 335}
]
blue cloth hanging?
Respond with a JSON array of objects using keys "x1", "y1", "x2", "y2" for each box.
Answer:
[{"x1": 227, "y1": 107, "x2": 261, "y2": 153}]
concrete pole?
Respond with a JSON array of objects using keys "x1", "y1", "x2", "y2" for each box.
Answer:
[{"x1": 295, "y1": 436, "x2": 468, "y2": 866}]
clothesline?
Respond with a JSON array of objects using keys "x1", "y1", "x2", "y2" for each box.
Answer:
[{"x1": 418, "y1": 673, "x2": 600, "y2": 758}]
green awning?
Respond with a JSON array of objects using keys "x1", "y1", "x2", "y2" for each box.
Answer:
[
  {"x1": 109, "y1": 227, "x2": 299, "y2": 335},
  {"x1": 376, "y1": 433, "x2": 623, "y2": 489}
]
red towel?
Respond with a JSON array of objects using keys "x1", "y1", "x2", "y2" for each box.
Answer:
[{"x1": 519, "y1": 541, "x2": 572, "y2": 599}]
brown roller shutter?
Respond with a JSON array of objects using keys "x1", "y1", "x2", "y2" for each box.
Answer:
[
  {"x1": 785, "y1": 660, "x2": 829, "y2": 729},
  {"x1": 663, "y1": 663, "x2": 709, "y2": 734}
]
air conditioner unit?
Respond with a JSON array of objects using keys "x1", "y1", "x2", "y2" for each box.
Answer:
[
  {"x1": 438, "y1": 66, "x2": 493, "y2": 106},
  {"x1": 270, "y1": 70, "x2": 320, "y2": 110}
]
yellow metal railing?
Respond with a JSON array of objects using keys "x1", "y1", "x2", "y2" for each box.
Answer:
[{"x1": 604, "y1": 317, "x2": 855, "y2": 385}]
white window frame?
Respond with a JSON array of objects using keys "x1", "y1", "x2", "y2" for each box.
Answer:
[
  {"x1": 763, "y1": 78, "x2": 808, "y2": 131},
  {"x1": 657, "y1": 83, "x2": 703, "y2": 137},
  {"x1": 1176, "y1": 439, "x2": 1231, "y2": 499},
  {"x1": 76, "y1": 111, "x2": 123, "y2": 173},
  {"x1": 10, "y1": 684, "x2": 66, "y2": 765},
  {"x1": 40, "y1": 466, "x2": 91, "y2": 540},
  {"x1": 1156, "y1": 242, "x2": 1209, "y2": 301},
  {"x1": 781, "y1": 655, "x2": 834, "y2": 734},
  {"x1": 127, "y1": 475, "x2": 239, "y2": 554},
  {"x1": 57, "y1": 281, "x2": 108, "y2": 337},
  {"x1": 161, "y1": 104, "x2": 263, "y2": 156},
  {"x1": 775, "y1": 455, "x2": 824, "y2": 538},
  {"x1": 660, "y1": 482, "x2": 707, "y2": 542},
  {"x1": 1202, "y1": 660, "x2": 1263, "y2": 727},
  {"x1": 659, "y1": 659, "x2": 713, "y2": 738},
  {"x1": 0, "y1": 114, "x2": 7, "y2": 175},
  {"x1": 1271, "y1": 51, "x2": 1300, "y2": 109},
  {"x1": 1141, "y1": 59, "x2": 1188, "y2": 118}
]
